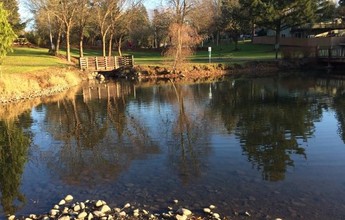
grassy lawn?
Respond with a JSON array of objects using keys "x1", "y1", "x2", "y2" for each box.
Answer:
[
  {"x1": 1, "y1": 41, "x2": 276, "y2": 75},
  {"x1": 2, "y1": 47, "x2": 70, "y2": 74}
]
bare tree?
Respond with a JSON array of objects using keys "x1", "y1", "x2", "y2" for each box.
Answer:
[
  {"x1": 164, "y1": 0, "x2": 202, "y2": 70},
  {"x1": 75, "y1": 0, "x2": 92, "y2": 58}
]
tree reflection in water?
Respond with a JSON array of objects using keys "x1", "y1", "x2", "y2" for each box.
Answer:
[
  {"x1": 0, "y1": 114, "x2": 31, "y2": 215},
  {"x1": 166, "y1": 82, "x2": 212, "y2": 184},
  {"x1": 41, "y1": 82, "x2": 160, "y2": 186},
  {"x1": 210, "y1": 79, "x2": 322, "y2": 181}
]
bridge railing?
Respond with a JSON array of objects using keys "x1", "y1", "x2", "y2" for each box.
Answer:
[
  {"x1": 79, "y1": 55, "x2": 134, "y2": 71},
  {"x1": 317, "y1": 46, "x2": 345, "y2": 58}
]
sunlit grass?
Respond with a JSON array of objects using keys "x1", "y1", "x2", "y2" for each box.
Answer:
[{"x1": 2, "y1": 47, "x2": 70, "y2": 74}]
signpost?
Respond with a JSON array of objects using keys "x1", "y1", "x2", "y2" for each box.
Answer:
[{"x1": 208, "y1": 47, "x2": 212, "y2": 63}]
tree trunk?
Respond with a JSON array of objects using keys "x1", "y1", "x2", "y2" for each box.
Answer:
[
  {"x1": 275, "y1": 22, "x2": 281, "y2": 60},
  {"x1": 102, "y1": 34, "x2": 106, "y2": 57},
  {"x1": 54, "y1": 27, "x2": 62, "y2": 56},
  {"x1": 118, "y1": 36, "x2": 122, "y2": 56},
  {"x1": 79, "y1": 27, "x2": 84, "y2": 58},
  {"x1": 108, "y1": 33, "x2": 113, "y2": 57},
  {"x1": 66, "y1": 25, "x2": 71, "y2": 62}
]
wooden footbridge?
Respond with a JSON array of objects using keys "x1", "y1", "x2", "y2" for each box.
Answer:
[
  {"x1": 79, "y1": 55, "x2": 134, "y2": 71},
  {"x1": 317, "y1": 45, "x2": 345, "y2": 64}
]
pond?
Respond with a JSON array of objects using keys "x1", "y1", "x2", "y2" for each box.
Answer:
[{"x1": 1, "y1": 73, "x2": 345, "y2": 219}]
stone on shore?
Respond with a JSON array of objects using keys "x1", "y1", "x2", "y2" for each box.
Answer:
[{"x1": 64, "y1": 195, "x2": 73, "y2": 202}]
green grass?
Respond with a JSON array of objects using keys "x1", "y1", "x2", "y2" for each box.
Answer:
[
  {"x1": 2, "y1": 47, "x2": 69, "y2": 74},
  {"x1": 2, "y1": 42, "x2": 276, "y2": 75}
]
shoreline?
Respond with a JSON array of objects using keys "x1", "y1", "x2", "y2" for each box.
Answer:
[{"x1": 0, "y1": 60, "x2": 320, "y2": 105}]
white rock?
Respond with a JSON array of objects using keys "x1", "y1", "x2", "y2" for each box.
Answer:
[
  {"x1": 58, "y1": 215, "x2": 70, "y2": 220},
  {"x1": 203, "y1": 208, "x2": 212, "y2": 213},
  {"x1": 80, "y1": 202, "x2": 85, "y2": 210},
  {"x1": 62, "y1": 207, "x2": 69, "y2": 214},
  {"x1": 64, "y1": 195, "x2": 73, "y2": 202},
  {"x1": 213, "y1": 213, "x2": 220, "y2": 218},
  {"x1": 133, "y1": 209, "x2": 139, "y2": 213},
  {"x1": 95, "y1": 200, "x2": 103, "y2": 207},
  {"x1": 8, "y1": 215, "x2": 15, "y2": 220},
  {"x1": 177, "y1": 208, "x2": 192, "y2": 216},
  {"x1": 275, "y1": 218, "x2": 283, "y2": 220},
  {"x1": 100, "y1": 205, "x2": 111, "y2": 213},
  {"x1": 25, "y1": 218, "x2": 31, "y2": 220},
  {"x1": 29, "y1": 214, "x2": 37, "y2": 219},
  {"x1": 133, "y1": 212, "x2": 140, "y2": 217},
  {"x1": 54, "y1": 205, "x2": 60, "y2": 210},
  {"x1": 119, "y1": 211, "x2": 126, "y2": 217},
  {"x1": 73, "y1": 204, "x2": 81, "y2": 212},
  {"x1": 93, "y1": 211, "x2": 104, "y2": 217},
  {"x1": 173, "y1": 199, "x2": 179, "y2": 204},
  {"x1": 78, "y1": 211, "x2": 87, "y2": 219},
  {"x1": 87, "y1": 213, "x2": 93, "y2": 220},
  {"x1": 209, "y1": 205, "x2": 216, "y2": 209},
  {"x1": 114, "y1": 208, "x2": 121, "y2": 213},
  {"x1": 123, "y1": 203, "x2": 131, "y2": 209},
  {"x1": 42, "y1": 217, "x2": 49, "y2": 220},
  {"x1": 143, "y1": 209, "x2": 149, "y2": 215},
  {"x1": 58, "y1": 200, "x2": 66, "y2": 205},
  {"x1": 175, "y1": 214, "x2": 187, "y2": 220},
  {"x1": 50, "y1": 209, "x2": 59, "y2": 216},
  {"x1": 168, "y1": 206, "x2": 173, "y2": 210}
]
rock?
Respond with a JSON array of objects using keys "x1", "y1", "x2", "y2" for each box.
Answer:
[
  {"x1": 73, "y1": 204, "x2": 81, "y2": 212},
  {"x1": 203, "y1": 208, "x2": 212, "y2": 213},
  {"x1": 54, "y1": 205, "x2": 59, "y2": 210},
  {"x1": 100, "y1": 205, "x2": 111, "y2": 213},
  {"x1": 143, "y1": 209, "x2": 149, "y2": 215},
  {"x1": 64, "y1": 195, "x2": 73, "y2": 202},
  {"x1": 275, "y1": 218, "x2": 283, "y2": 220},
  {"x1": 213, "y1": 213, "x2": 220, "y2": 218},
  {"x1": 49, "y1": 209, "x2": 59, "y2": 217},
  {"x1": 58, "y1": 200, "x2": 66, "y2": 205},
  {"x1": 95, "y1": 200, "x2": 103, "y2": 207},
  {"x1": 209, "y1": 205, "x2": 216, "y2": 209},
  {"x1": 87, "y1": 213, "x2": 93, "y2": 220},
  {"x1": 93, "y1": 211, "x2": 104, "y2": 217},
  {"x1": 177, "y1": 208, "x2": 192, "y2": 216},
  {"x1": 62, "y1": 207, "x2": 69, "y2": 214},
  {"x1": 29, "y1": 214, "x2": 37, "y2": 219},
  {"x1": 78, "y1": 211, "x2": 87, "y2": 219},
  {"x1": 80, "y1": 202, "x2": 86, "y2": 210},
  {"x1": 58, "y1": 215, "x2": 70, "y2": 220},
  {"x1": 8, "y1": 215, "x2": 15, "y2": 220},
  {"x1": 175, "y1": 214, "x2": 187, "y2": 220},
  {"x1": 173, "y1": 199, "x2": 179, "y2": 204},
  {"x1": 114, "y1": 208, "x2": 121, "y2": 213},
  {"x1": 123, "y1": 203, "x2": 131, "y2": 209},
  {"x1": 119, "y1": 211, "x2": 126, "y2": 217}
]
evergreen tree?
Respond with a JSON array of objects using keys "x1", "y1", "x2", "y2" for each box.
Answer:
[
  {"x1": 0, "y1": 2, "x2": 17, "y2": 63},
  {"x1": 255, "y1": 0, "x2": 319, "y2": 59},
  {"x1": 0, "y1": 0, "x2": 24, "y2": 33}
]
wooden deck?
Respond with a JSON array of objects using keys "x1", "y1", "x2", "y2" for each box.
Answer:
[{"x1": 79, "y1": 55, "x2": 134, "y2": 71}]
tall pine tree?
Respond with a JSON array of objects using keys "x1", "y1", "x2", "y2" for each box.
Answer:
[
  {"x1": 255, "y1": 0, "x2": 319, "y2": 59},
  {"x1": 0, "y1": 0, "x2": 24, "y2": 34},
  {"x1": 0, "y1": 2, "x2": 17, "y2": 62}
]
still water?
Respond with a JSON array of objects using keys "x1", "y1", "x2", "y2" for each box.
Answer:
[{"x1": 1, "y1": 74, "x2": 345, "y2": 219}]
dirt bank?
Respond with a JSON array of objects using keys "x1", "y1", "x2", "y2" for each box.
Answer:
[{"x1": 0, "y1": 67, "x2": 85, "y2": 104}]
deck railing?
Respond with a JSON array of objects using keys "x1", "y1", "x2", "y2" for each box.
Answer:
[{"x1": 79, "y1": 55, "x2": 134, "y2": 71}]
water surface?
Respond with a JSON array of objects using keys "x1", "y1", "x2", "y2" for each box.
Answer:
[{"x1": 1, "y1": 74, "x2": 345, "y2": 219}]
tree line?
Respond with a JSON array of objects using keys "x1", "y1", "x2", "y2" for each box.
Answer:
[{"x1": 0, "y1": 0, "x2": 342, "y2": 64}]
